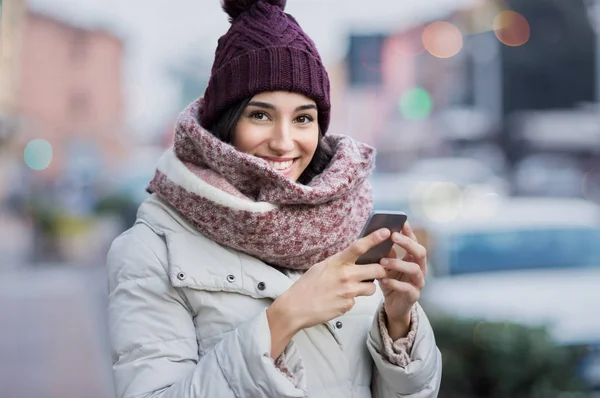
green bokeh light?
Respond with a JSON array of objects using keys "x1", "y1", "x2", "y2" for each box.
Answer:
[
  {"x1": 24, "y1": 139, "x2": 53, "y2": 171},
  {"x1": 399, "y1": 88, "x2": 433, "y2": 120}
]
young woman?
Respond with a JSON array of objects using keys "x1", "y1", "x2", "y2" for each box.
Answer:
[{"x1": 106, "y1": 1, "x2": 442, "y2": 397}]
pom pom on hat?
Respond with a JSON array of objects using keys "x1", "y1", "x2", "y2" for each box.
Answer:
[{"x1": 221, "y1": 0, "x2": 287, "y2": 21}]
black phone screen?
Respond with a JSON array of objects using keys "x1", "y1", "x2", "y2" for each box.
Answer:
[{"x1": 355, "y1": 211, "x2": 407, "y2": 265}]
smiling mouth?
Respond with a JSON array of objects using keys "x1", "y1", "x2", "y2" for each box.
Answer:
[{"x1": 261, "y1": 158, "x2": 298, "y2": 174}]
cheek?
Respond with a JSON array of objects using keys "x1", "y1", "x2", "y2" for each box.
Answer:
[
  {"x1": 301, "y1": 130, "x2": 320, "y2": 157},
  {"x1": 233, "y1": 122, "x2": 261, "y2": 153}
]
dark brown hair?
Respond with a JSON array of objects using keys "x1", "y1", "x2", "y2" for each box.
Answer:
[{"x1": 210, "y1": 97, "x2": 333, "y2": 185}]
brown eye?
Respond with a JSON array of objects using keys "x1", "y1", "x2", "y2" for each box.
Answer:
[
  {"x1": 249, "y1": 111, "x2": 269, "y2": 121},
  {"x1": 295, "y1": 115, "x2": 314, "y2": 124}
]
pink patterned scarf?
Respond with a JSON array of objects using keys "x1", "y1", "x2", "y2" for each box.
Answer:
[{"x1": 149, "y1": 98, "x2": 375, "y2": 270}]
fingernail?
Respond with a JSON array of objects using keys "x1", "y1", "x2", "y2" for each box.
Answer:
[
  {"x1": 381, "y1": 258, "x2": 389, "y2": 265},
  {"x1": 381, "y1": 278, "x2": 389, "y2": 285},
  {"x1": 392, "y1": 232, "x2": 402, "y2": 242}
]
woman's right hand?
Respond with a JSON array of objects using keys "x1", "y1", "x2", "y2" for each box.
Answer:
[{"x1": 270, "y1": 229, "x2": 391, "y2": 333}]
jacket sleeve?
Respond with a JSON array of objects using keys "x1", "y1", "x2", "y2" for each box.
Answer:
[
  {"x1": 367, "y1": 302, "x2": 442, "y2": 398},
  {"x1": 107, "y1": 227, "x2": 308, "y2": 398}
]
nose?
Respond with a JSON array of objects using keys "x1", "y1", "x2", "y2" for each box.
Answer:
[{"x1": 268, "y1": 122, "x2": 294, "y2": 154}]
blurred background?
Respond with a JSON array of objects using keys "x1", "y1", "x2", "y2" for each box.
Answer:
[{"x1": 1, "y1": 0, "x2": 600, "y2": 396}]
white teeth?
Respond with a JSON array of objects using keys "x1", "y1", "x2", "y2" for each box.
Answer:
[{"x1": 267, "y1": 160, "x2": 293, "y2": 170}]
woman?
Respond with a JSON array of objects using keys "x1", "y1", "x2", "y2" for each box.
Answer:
[{"x1": 106, "y1": 1, "x2": 442, "y2": 397}]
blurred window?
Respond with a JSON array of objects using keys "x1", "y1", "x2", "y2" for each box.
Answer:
[
  {"x1": 347, "y1": 34, "x2": 384, "y2": 86},
  {"x1": 502, "y1": 0, "x2": 596, "y2": 114},
  {"x1": 445, "y1": 227, "x2": 600, "y2": 275}
]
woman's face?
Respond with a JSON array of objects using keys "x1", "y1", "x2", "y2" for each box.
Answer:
[{"x1": 233, "y1": 91, "x2": 319, "y2": 183}]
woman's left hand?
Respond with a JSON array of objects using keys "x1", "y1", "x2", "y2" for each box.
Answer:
[{"x1": 378, "y1": 221, "x2": 428, "y2": 340}]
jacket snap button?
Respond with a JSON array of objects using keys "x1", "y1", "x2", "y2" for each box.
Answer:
[
  {"x1": 335, "y1": 321, "x2": 343, "y2": 329},
  {"x1": 257, "y1": 282, "x2": 266, "y2": 291},
  {"x1": 226, "y1": 275, "x2": 236, "y2": 283},
  {"x1": 177, "y1": 272, "x2": 186, "y2": 281}
]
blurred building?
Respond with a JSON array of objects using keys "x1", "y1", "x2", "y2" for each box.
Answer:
[
  {"x1": 17, "y1": 9, "x2": 128, "y2": 186},
  {"x1": 1, "y1": 6, "x2": 129, "y2": 204},
  {"x1": 0, "y1": 0, "x2": 27, "y2": 199},
  {"x1": 0, "y1": 6, "x2": 130, "y2": 265},
  {"x1": 329, "y1": 27, "x2": 457, "y2": 172},
  {"x1": 331, "y1": 0, "x2": 600, "y2": 173}
]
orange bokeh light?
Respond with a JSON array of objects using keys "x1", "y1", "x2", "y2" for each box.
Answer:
[
  {"x1": 494, "y1": 11, "x2": 530, "y2": 46},
  {"x1": 422, "y1": 21, "x2": 463, "y2": 59}
]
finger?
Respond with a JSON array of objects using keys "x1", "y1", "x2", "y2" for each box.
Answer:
[
  {"x1": 348, "y1": 263, "x2": 387, "y2": 282},
  {"x1": 380, "y1": 279, "x2": 421, "y2": 302},
  {"x1": 354, "y1": 281, "x2": 378, "y2": 297},
  {"x1": 391, "y1": 232, "x2": 426, "y2": 263},
  {"x1": 402, "y1": 221, "x2": 418, "y2": 241},
  {"x1": 338, "y1": 228, "x2": 391, "y2": 264},
  {"x1": 380, "y1": 259, "x2": 425, "y2": 289},
  {"x1": 400, "y1": 222, "x2": 428, "y2": 275}
]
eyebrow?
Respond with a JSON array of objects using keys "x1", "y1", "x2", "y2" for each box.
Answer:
[{"x1": 247, "y1": 101, "x2": 317, "y2": 112}]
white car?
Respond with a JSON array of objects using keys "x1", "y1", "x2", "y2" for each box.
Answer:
[
  {"x1": 416, "y1": 197, "x2": 600, "y2": 388},
  {"x1": 513, "y1": 154, "x2": 585, "y2": 198}
]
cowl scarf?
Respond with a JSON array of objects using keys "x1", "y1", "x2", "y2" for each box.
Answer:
[{"x1": 149, "y1": 98, "x2": 375, "y2": 270}]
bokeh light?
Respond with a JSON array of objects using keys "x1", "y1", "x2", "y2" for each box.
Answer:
[
  {"x1": 24, "y1": 139, "x2": 53, "y2": 171},
  {"x1": 400, "y1": 88, "x2": 433, "y2": 120},
  {"x1": 494, "y1": 11, "x2": 530, "y2": 47},
  {"x1": 421, "y1": 182, "x2": 463, "y2": 223},
  {"x1": 422, "y1": 21, "x2": 463, "y2": 58}
]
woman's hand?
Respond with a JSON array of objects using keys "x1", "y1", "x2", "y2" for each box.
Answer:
[
  {"x1": 267, "y1": 228, "x2": 391, "y2": 358},
  {"x1": 378, "y1": 221, "x2": 427, "y2": 340},
  {"x1": 283, "y1": 228, "x2": 391, "y2": 329}
]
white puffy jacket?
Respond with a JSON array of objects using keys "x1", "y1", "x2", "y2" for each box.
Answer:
[{"x1": 106, "y1": 195, "x2": 442, "y2": 398}]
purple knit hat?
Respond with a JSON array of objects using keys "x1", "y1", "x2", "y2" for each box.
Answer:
[{"x1": 199, "y1": 0, "x2": 331, "y2": 133}]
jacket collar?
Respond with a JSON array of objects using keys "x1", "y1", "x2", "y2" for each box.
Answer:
[{"x1": 136, "y1": 195, "x2": 295, "y2": 300}]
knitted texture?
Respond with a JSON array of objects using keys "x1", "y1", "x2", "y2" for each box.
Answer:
[
  {"x1": 148, "y1": 99, "x2": 375, "y2": 270},
  {"x1": 378, "y1": 304, "x2": 419, "y2": 368},
  {"x1": 200, "y1": 0, "x2": 331, "y2": 133}
]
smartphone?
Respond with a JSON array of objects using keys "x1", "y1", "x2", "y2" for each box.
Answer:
[{"x1": 355, "y1": 211, "x2": 408, "y2": 265}]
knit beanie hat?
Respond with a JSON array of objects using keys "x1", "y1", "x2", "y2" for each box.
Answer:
[{"x1": 199, "y1": 0, "x2": 331, "y2": 133}]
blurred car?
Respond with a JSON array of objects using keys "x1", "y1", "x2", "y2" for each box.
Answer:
[
  {"x1": 513, "y1": 154, "x2": 585, "y2": 198},
  {"x1": 417, "y1": 197, "x2": 600, "y2": 388},
  {"x1": 370, "y1": 156, "x2": 509, "y2": 220},
  {"x1": 406, "y1": 156, "x2": 508, "y2": 196}
]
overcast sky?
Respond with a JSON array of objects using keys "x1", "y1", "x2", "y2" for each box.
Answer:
[{"x1": 29, "y1": 0, "x2": 471, "y2": 138}]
